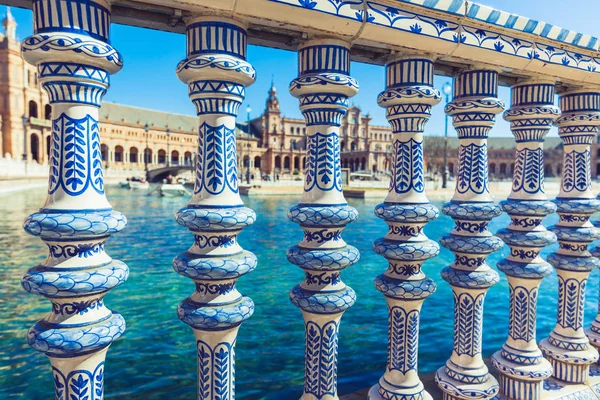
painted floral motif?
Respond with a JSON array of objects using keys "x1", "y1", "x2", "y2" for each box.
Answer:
[
  {"x1": 304, "y1": 321, "x2": 339, "y2": 398},
  {"x1": 456, "y1": 143, "x2": 488, "y2": 194},
  {"x1": 49, "y1": 113, "x2": 103, "y2": 196},
  {"x1": 512, "y1": 147, "x2": 544, "y2": 194},
  {"x1": 453, "y1": 292, "x2": 485, "y2": 357},
  {"x1": 195, "y1": 122, "x2": 239, "y2": 195},
  {"x1": 562, "y1": 149, "x2": 591, "y2": 193},
  {"x1": 304, "y1": 132, "x2": 342, "y2": 192},
  {"x1": 390, "y1": 138, "x2": 424, "y2": 194}
]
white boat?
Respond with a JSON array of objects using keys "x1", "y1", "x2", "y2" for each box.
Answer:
[
  {"x1": 159, "y1": 183, "x2": 189, "y2": 197},
  {"x1": 128, "y1": 180, "x2": 150, "y2": 190},
  {"x1": 119, "y1": 180, "x2": 130, "y2": 188}
]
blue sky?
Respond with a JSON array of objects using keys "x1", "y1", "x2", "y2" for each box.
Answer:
[{"x1": 2, "y1": 0, "x2": 597, "y2": 137}]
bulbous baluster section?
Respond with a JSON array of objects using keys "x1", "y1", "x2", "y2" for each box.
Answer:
[
  {"x1": 490, "y1": 81, "x2": 559, "y2": 400},
  {"x1": 435, "y1": 68, "x2": 505, "y2": 400},
  {"x1": 287, "y1": 39, "x2": 359, "y2": 400},
  {"x1": 540, "y1": 90, "x2": 600, "y2": 384},
  {"x1": 367, "y1": 56, "x2": 441, "y2": 400},
  {"x1": 20, "y1": 0, "x2": 127, "y2": 397},
  {"x1": 174, "y1": 17, "x2": 256, "y2": 400}
]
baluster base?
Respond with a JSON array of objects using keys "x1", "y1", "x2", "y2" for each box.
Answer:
[
  {"x1": 435, "y1": 366, "x2": 499, "y2": 400},
  {"x1": 491, "y1": 348, "x2": 552, "y2": 400},
  {"x1": 368, "y1": 379, "x2": 432, "y2": 400},
  {"x1": 539, "y1": 338, "x2": 598, "y2": 384}
]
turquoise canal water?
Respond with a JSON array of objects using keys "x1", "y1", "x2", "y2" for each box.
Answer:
[{"x1": 2, "y1": 187, "x2": 600, "y2": 399}]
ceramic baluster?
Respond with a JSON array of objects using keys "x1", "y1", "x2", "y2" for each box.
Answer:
[
  {"x1": 435, "y1": 68, "x2": 505, "y2": 400},
  {"x1": 173, "y1": 17, "x2": 256, "y2": 400},
  {"x1": 490, "y1": 81, "x2": 560, "y2": 399},
  {"x1": 20, "y1": 0, "x2": 127, "y2": 398},
  {"x1": 540, "y1": 89, "x2": 600, "y2": 383},
  {"x1": 287, "y1": 39, "x2": 359, "y2": 400},
  {"x1": 367, "y1": 56, "x2": 441, "y2": 400}
]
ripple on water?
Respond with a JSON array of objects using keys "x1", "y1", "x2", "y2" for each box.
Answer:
[{"x1": 0, "y1": 186, "x2": 599, "y2": 399}]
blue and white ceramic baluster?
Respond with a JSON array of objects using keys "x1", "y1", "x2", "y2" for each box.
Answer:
[
  {"x1": 20, "y1": 0, "x2": 127, "y2": 398},
  {"x1": 490, "y1": 81, "x2": 560, "y2": 400},
  {"x1": 367, "y1": 56, "x2": 441, "y2": 400},
  {"x1": 434, "y1": 68, "x2": 505, "y2": 400},
  {"x1": 539, "y1": 89, "x2": 600, "y2": 384},
  {"x1": 288, "y1": 39, "x2": 359, "y2": 400},
  {"x1": 174, "y1": 17, "x2": 256, "y2": 400}
]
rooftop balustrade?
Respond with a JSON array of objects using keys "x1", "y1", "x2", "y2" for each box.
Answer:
[{"x1": 13, "y1": 0, "x2": 600, "y2": 399}]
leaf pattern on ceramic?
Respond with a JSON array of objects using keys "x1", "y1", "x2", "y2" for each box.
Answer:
[
  {"x1": 456, "y1": 143, "x2": 488, "y2": 195},
  {"x1": 390, "y1": 138, "x2": 424, "y2": 194},
  {"x1": 49, "y1": 113, "x2": 103, "y2": 196},
  {"x1": 195, "y1": 122, "x2": 238, "y2": 195},
  {"x1": 304, "y1": 132, "x2": 342, "y2": 192},
  {"x1": 512, "y1": 147, "x2": 544, "y2": 194},
  {"x1": 389, "y1": 307, "x2": 419, "y2": 373},
  {"x1": 454, "y1": 292, "x2": 485, "y2": 356},
  {"x1": 197, "y1": 340, "x2": 234, "y2": 400},
  {"x1": 562, "y1": 149, "x2": 591, "y2": 193},
  {"x1": 304, "y1": 320, "x2": 339, "y2": 398}
]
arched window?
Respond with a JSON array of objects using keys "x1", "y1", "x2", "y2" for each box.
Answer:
[
  {"x1": 489, "y1": 163, "x2": 496, "y2": 174},
  {"x1": 158, "y1": 149, "x2": 166, "y2": 164},
  {"x1": 448, "y1": 162, "x2": 454, "y2": 174},
  {"x1": 499, "y1": 163, "x2": 507, "y2": 174},
  {"x1": 30, "y1": 133, "x2": 39, "y2": 162},
  {"x1": 294, "y1": 156, "x2": 300, "y2": 170},
  {"x1": 284, "y1": 156, "x2": 290, "y2": 170},
  {"x1": 171, "y1": 150, "x2": 179, "y2": 165},
  {"x1": 115, "y1": 145, "x2": 124, "y2": 162},
  {"x1": 44, "y1": 104, "x2": 51, "y2": 120},
  {"x1": 184, "y1": 151, "x2": 192, "y2": 166},
  {"x1": 28, "y1": 100, "x2": 38, "y2": 118},
  {"x1": 254, "y1": 156, "x2": 261, "y2": 169},
  {"x1": 129, "y1": 147, "x2": 138, "y2": 163},
  {"x1": 302, "y1": 157, "x2": 306, "y2": 169},
  {"x1": 243, "y1": 155, "x2": 250, "y2": 168},
  {"x1": 351, "y1": 142, "x2": 356, "y2": 151},
  {"x1": 101, "y1": 144, "x2": 109, "y2": 161},
  {"x1": 145, "y1": 148, "x2": 153, "y2": 165},
  {"x1": 46, "y1": 135, "x2": 51, "y2": 158},
  {"x1": 291, "y1": 139, "x2": 296, "y2": 150},
  {"x1": 361, "y1": 157, "x2": 366, "y2": 170},
  {"x1": 274, "y1": 155, "x2": 281, "y2": 169}
]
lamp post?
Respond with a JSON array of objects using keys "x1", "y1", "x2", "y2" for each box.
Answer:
[
  {"x1": 442, "y1": 81, "x2": 452, "y2": 189},
  {"x1": 144, "y1": 123, "x2": 149, "y2": 175},
  {"x1": 246, "y1": 105, "x2": 251, "y2": 184},
  {"x1": 22, "y1": 114, "x2": 28, "y2": 175},
  {"x1": 166, "y1": 126, "x2": 171, "y2": 167}
]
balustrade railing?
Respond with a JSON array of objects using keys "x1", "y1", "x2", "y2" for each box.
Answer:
[{"x1": 14, "y1": 1, "x2": 600, "y2": 400}]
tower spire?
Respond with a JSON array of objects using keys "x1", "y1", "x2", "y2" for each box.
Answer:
[
  {"x1": 3, "y1": 7, "x2": 16, "y2": 41},
  {"x1": 266, "y1": 75, "x2": 279, "y2": 112}
]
